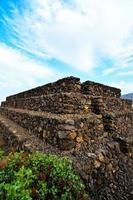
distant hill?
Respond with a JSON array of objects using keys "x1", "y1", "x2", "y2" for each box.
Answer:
[{"x1": 122, "y1": 93, "x2": 133, "y2": 100}]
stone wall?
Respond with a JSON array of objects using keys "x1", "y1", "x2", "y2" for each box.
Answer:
[
  {"x1": 104, "y1": 98, "x2": 132, "y2": 112},
  {"x1": 81, "y1": 80, "x2": 121, "y2": 97},
  {"x1": 0, "y1": 107, "x2": 104, "y2": 151},
  {"x1": 6, "y1": 77, "x2": 81, "y2": 101},
  {"x1": 2, "y1": 94, "x2": 132, "y2": 115},
  {"x1": 0, "y1": 107, "x2": 132, "y2": 153},
  {"x1": 2, "y1": 93, "x2": 92, "y2": 114},
  {"x1": 103, "y1": 112, "x2": 133, "y2": 138}
]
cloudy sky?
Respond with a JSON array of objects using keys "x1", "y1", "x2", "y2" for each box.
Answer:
[{"x1": 0, "y1": 0, "x2": 133, "y2": 102}]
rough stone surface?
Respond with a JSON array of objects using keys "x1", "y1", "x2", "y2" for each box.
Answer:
[
  {"x1": 0, "y1": 76, "x2": 133, "y2": 200},
  {"x1": 81, "y1": 80, "x2": 121, "y2": 97}
]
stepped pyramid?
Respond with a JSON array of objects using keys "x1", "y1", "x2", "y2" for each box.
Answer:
[{"x1": 0, "y1": 76, "x2": 133, "y2": 199}]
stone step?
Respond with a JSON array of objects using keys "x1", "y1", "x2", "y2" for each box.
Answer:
[
  {"x1": 2, "y1": 92, "x2": 92, "y2": 114},
  {"x1": 104, "y1": 97, "x2": 132, "y2": 112},
  {"x1": 0, "y1": 107, "x2": 104, "y2": 150},
  {"x1": 103, "y1": 111, "x2": 133, "y2": 138},
  {"x1": 0, "y1": 114, "x2": 60, "y2": 154},
  {"x1": 81, "y1": 81, "x2": 121, "y2": 98},
  {"x1": 91, "y1": 97, "x2": 132, "y2": 114},
  {"x1": 2, "y1": 92, "x2": 132, "y2": 114},
  {"x1": 81, "y1": 80, "x2": 121, "y2": 97},
  {"x1": 6, "y1": 76, "x2": 81, "y2": 102}
]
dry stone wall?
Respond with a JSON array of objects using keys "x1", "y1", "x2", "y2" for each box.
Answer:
[
  {"x1": 6, "y1": 77, "x2": 81, "y2": 101},
  {"x1": 0, "y1": 107, "x2": 104, "y2": 150},
  {"x1": 103, "y1": 112, "x2": 133, "y2": 137},
  {"x1": 104, "y1": 98, "x2": 132, "y2": 112},
  {"x1": 81, "y1": 80, "x2": 121, "y2": 97},
  {"x1": 2, "y1": 93, "x2": 92, "y2": 114},
  {"x1": 2, "y1": 95, "x2": 132, "y2": 115}
]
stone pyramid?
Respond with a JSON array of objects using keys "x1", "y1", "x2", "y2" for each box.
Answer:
[{"x1": 0, "y1": 76, "x2": 133, "y2": 199}]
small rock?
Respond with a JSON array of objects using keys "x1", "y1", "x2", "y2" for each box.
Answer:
[
  {"x1": 112, "y1": 168, "x2": 116, "y2": 173},
  {"x1": 77, "y1": 84, "x2": 81, "y2": 90},
  {"x1": 64, "y1": 125, "x2": 75, "y2": 130},
  {"x1": 53, "y1": 137, "x2": 57, "y2": 144},
  {"x1": 107, "y1": 142, "x2": 115, "y2": 150},
  {"x1": 80, "y1": 122, "x2": 84, "y2": 128},
  {"x1": 87, "y1": 153, "x2": 97, "y2": 159},
  {"x1": 65, "y1": 119, "x2": 75, "y2": 125},
  {"x1": 62, "y1": 82, "x2": 66, "y2": 86},
  {"x1": 97, "y1": 114, "x2": 103, "y2": 119},
  {"x1": 96, "y1": 124, "x2": 104, "y2": 130},
  {"x1": 84, "y1": 135, "x2": 91, "y2": 141},
  {"x1": 58, "y1": 125, "x2": 75, "y2": 131},
  {"x1": 84, "y1": 105, "x2": 89, "y2": 112},
  {"x1": 76, "y1": 136, "x2": 84, "y2": 143},
  {"x1": 68, "y1": 131, "x2": 77, "y2": 139},
  {"x1": 38, "y1": 127, "x2": 42, "y2": 132},
  {"x1": 58, "y1": 131, "x2": 68, "y2": 139},
  {"x1": 59, "y1": 98, "x2": 62, "y2": 102},
  {"x1": 43, "y1": 130, "x2": 46, "y2": 138},
  {"x1": 94, "y1": 160, "x2": 101, "y2": 168},
  {"x1": 98, "y1": 152, "x2": 105, "y2": 162},
  {"x1": 13, "y1": 130, "x2": 17, "y2": 134},
  {"x1": 24, "y1": 143, "x2": 31, "y2": 147},
  {"x1": 75, "y1": 143, "x2": 81, "y2": 150},
  {"x1": 59, "y1": 139, "x2": 76, "y2": 150},
  {"x1": 107, "y1": 163, "x2": 113, "y2": 171}
]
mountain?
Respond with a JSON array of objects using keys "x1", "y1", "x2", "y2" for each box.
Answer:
[{"x1": 122, "y1": 93, "x2": 133, "y2": 100}]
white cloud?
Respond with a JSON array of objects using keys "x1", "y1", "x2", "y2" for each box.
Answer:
[
  {"x1": 118, "y1": 70, "x2": 133, "y2": 76},
  {"x1": 102, "y1": 67, "x2": 118, "y2": 76},
  {"x1": 2, "y1": 0, "x2": 133, "y2": 72},
  {"x1": 0, "y1": 43, "x2": 59, "y2": 102},
  {"x1": 0, "y1": 0, "x2": 133, "y2": 101}
]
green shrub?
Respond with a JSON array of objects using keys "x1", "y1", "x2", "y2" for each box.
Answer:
[{"x1": 0, "y1": 150, "x2": 89, "y2": 200}]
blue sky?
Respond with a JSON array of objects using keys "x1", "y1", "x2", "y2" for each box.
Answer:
[{"x1": 0, "y1": 0, "x2": 133, "y2": 101}]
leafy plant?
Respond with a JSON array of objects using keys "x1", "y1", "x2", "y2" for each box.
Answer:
[{"x1": 0, "y1": 150, "x2": 89, "y2": 200}]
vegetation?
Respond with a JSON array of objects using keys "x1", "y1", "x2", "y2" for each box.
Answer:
[{"x1": 0, "y1": 149, "x2": 89, "y2": 200}]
